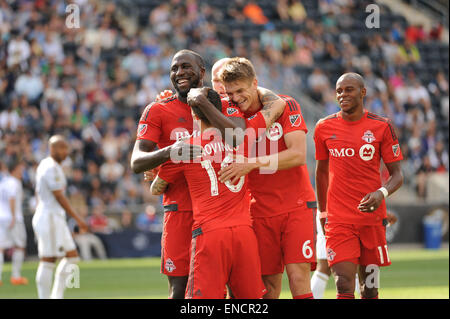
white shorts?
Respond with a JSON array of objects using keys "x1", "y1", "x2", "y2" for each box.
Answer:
[
  {"x1": 32, "y1": 213, "x2": 76, "y2": 258},
  {"x1": 316, "y1": 213, "x2": 327, "y2": 260}
]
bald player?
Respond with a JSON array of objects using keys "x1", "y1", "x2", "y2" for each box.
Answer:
[
  {"x1": 32, "y1": 135, "x2": 88, "y2": 299},
  {"x1": 211, "y1": 58, "x2": 231, "y2": 95},
  {"x1": 314, "y1": 73, "x2": 403, "y2": 299}
]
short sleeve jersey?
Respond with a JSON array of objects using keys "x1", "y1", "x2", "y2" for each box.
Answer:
[
  {"x1": 314, "y1": 110, "x2": 403, "y2": 225},
  {"x1": 35, "y1": 157, "x2": 67, "y2": 217},
  {"x1": 244, "y1": 95, "x2": 316, "y2": 217},
  {"x1": 136, "y1": 96, "x2": 249, "y2": 213}
]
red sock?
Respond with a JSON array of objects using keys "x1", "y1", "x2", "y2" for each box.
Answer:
[
  {"x1": 337, "y1": 292, "x2": 355, "y2": 299},
  {"x1": 294, "y1": 292, "x2": 314, "y2": 299},
  {"x1": 362, "y1": 294, "x2": 379, "y2": 299}
]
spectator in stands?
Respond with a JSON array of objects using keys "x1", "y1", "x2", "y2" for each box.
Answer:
[
  {"x1": 120, "y1": 209, "x2": 135, "y2": 231},
  {"x1": 288, "y1": 0, "x2": 307, "y2": 23},
  {"x1": 135, "y1": 205, "x2": 162, "y2": 233},
  {"x1": 88, "y1": 202, "x2": 112, "y2": 234},
  {"x1": 429, "y1": 140, "x2": 449, "y2": 173},
  {"x1": 307, "y1": 68, "x2": 330, "y2": 102},
  {"x1": 415, "y1": 155, "x2": 435, "y2": 200},
  {"x1": 243, "y1": 0, "x2": 268, "y2": 25},
  {"x1": 276, "y1": 0, "x2": 290, "y2": 21},
  {"x1": 397, "y1": 39, "x2": 421, "y2": 65},
  {"x1": 429, "y1": 22, "x2": 444, "y2": 41}
]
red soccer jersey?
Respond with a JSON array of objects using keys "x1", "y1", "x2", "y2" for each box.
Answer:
[
  {"x1": 136, "y1": 95, "x2": 247, "y2": 212},
  {"x1": 314, "y1": 110, "x2": 404, "y2": 226},
  {"x1": 243, "y1": 95, "x2": 316, "y2": 218},
  {"x1": 158, "y1": 132, "x2": 252, "y2": 233}
]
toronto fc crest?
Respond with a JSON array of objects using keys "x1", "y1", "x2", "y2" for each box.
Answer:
[{"x1": 362, "y1": 130, "x2": 376, "y2": 143}]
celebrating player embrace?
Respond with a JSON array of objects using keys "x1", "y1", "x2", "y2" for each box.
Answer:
[{"x1": 150, "y1": 87, "x2": 286, "y2": 298}]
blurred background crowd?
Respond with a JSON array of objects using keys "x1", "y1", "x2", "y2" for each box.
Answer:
[{"x1": 0, "y1": 0, "x2": 448, "y2": 239}]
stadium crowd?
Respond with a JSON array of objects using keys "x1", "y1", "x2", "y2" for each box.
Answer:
[{"x1": 0, "y1": 0, "x2": 448, "y2": 231}]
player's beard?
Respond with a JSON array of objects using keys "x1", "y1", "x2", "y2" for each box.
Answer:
[{"x1": 174, "y1": 76, "x2": 201, "y2": 98}]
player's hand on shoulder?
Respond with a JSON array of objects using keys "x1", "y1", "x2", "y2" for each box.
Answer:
[
  {"x1": 156, "y1": 90, "x2": 173, "y2": 101},
  {"x1": 357, "y1": 190, "x2": 384, "y2": 213},
  {"x1": 187, "y1": 87, "x2": 210, "y2": 107},
  {"x1": 169, "y1": 139, "x2": 203, "y2": 162}
]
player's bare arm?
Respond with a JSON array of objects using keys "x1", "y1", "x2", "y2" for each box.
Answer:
[
  {"x1": 315, "y1": 159, "x2": 329, "y2": 232},
  {"x1": 256, "y1": 87, "x2": 286, "y2": 128},
  {"x1": 150, "y1": 176, "x2": 169, "y2": 195},
  {"x1": 358, "y1": 161, "x2": 403, "y2": 212},
  {"x1": 52, "y1": 189, "x2": 88, "y2": 232},
  {"x1": 131, "y1": 139, "x2": 170, "y2": 174},
  {"x1": 187, "y1": 87, "x2": 246, "y2": 147},
  {"x1": 131, "y1": 139, "x2": 202, "y2": 174}
]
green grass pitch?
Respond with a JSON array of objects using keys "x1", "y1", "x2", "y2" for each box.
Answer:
[{"x1": 0, "y1": 248, "x2": 448, "y2": 299}]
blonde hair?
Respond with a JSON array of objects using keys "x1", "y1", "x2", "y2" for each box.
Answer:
[{"x1": 218, "y1": 57, "x2": 256, "y2": 83}]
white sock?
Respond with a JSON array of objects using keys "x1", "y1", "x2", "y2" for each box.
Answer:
[
  {"x1": 355, "y1": 273, "x2": 361, "y2": 296},
  {"x1": 50, "y1": 257, "x2": 79, "y2": 299},
  {"x1": 0, "y1": 251, "x2": 4, "y2": 281},
  {"x1": 311, "y1": 271, "x2": 329, "y2": 299},
  {"x1": 11, "y1": 249, "x2": 25, "y2": 278},
  {"x1": 36, "y1": 261, "x2": 55, "y2": 299}
]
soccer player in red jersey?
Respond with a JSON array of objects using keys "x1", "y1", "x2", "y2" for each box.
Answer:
[
  {"x1": 150, "y1": 88, "x2": 286, "y2": 298},
  {"x1": 131, "y1": 50, "x2": 284, "y2": 298},
  {"x1": 313, "y1": 72, "x2": 404, "y2": 299},
  {"x1": 217, "y1": 57, "x2": 316, "y2": 299}
]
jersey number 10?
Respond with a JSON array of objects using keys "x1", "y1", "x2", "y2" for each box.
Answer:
[{"x1": 201, "y1": 157, "x2": 245, "y2": 196}]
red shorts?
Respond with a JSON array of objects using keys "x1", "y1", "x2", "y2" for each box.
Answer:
[
  {"x1": 160, "y1": 211, "x2": 193, "y2": 276},
  {"x1": 252, "y1": 204, "x2": 317, "y2": 276},
  {"x1": 325, "y1": 223, "x2": 391, "y2": 267},
  {"x1": 185, "y1": 225, "x2": 266, "y2": 299}
]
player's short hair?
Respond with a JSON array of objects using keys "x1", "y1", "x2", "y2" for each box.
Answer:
[
  {"x1": 192, "y1": 89, "x2": 221, "y2": 125},
  {"x1": 337, "y1": 72, "x2": 365, "y2": 88},
  {"x1": 174, "y1": 49, "x2": 205, "y2": 70},
  {"x1": 218, "y1": 57, "x2": 256, "y2": 84}
]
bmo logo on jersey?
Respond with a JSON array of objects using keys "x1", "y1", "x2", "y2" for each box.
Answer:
[
  {"x1": 329, "y1": 148, "x2": 355, "y2": 158},
  {"x1": 359, "y1": 144, "x2": 375, "y2": 161}
]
